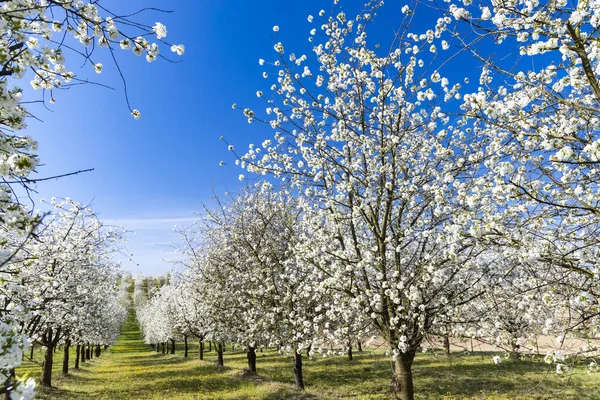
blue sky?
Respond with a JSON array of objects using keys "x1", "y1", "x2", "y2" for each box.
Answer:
[{"x1": 22, "y1": 0, "x2": 468, "y2": 275}]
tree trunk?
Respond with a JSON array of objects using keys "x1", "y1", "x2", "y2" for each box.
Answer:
[
  {"x1": 30, "y1": 344, "x2": 34, "y2": 361},
  {"x1": 293, "y1": 348, "x2": 304, "y2": 390},
  {"x1": 75, "y1": 345, "x2": 80, "y2": 369},
  {"x1": 85, "y1": 344, "x2": 90, "y2": 360},
  {"x1": 510, "y1": 341, "x2": 521, "y2": 360},
  {"x1": 81, "y1": 344, "x2": 86, "y2": 364},
  {"x1": 184, "y1": 336, "x2": 188, "y2": 357},
  {"x1": 156, "y1": 343, "x2": 160, "y2": 353},
  {"x1": 104, "y1": 345, "x2": 109, "y2": 350},
  {"x1": 247, "y1": 345, "x2": 257, "y2": 375},
  {"x1": 347, "y1": 342, "x2": 353, "y2": 361},
  {"x1": 216, "y1": 342, "x2": 224, "y2": 367},
  {"x1": 392, "y1": 351, "x2": 416, "y2": 400},
  {"x1": 166, "y1": 340, "x2": 169, "y2": 354},
  {"x1": 358, "y1": 341, "x2": 363, "y2": 352},
  {"x1": 162, "y1": 342, "x2": 166, "y2": 354},
  {"x1": 41, "y1": 340, "x2": 54, "y2": 387},
  {"x1": 208, "y1": 341, "x2": 212, "y2": 352},
  {"x1": 62, "y1": 340, "x2": 70, "y2": 375},
  {"x1": 200, "y1": 341, "x2": 204, "y2": 360},
  {"x1": 306, "y1": 343, "x2": 312, "y2": 357},
  {"x1": 443, "y1": 335, "x2": 450, "y2": 355},
  {"x1": 90, "y1": 344, "x2": 94, "y2": 359},
  {"x1": 170, "y1": 339, "x2": 175, "y2": 354}
]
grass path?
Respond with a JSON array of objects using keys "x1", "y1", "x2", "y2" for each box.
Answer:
[
  {"x1": 21, "y1": 308, "x2": 600, "y2": 399},
  {"x1": 29, "y1": 309, "x2": 311, "y2": 399}
]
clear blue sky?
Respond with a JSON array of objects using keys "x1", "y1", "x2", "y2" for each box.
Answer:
[{"x1": 22, "y1": 0, "x2": 458, "y2": 275}]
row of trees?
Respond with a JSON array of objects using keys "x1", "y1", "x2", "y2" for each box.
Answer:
[
  {"x1": 0, "y1": 0, "x2": 183, "y2": 398},
  {"x1": 140, "y1": 0, "x2": 600, "y2": 398}
]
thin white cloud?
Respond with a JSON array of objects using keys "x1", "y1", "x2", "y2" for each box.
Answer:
[{"x1": 104, "y1": 216, "x2": 198, "y2": 231}]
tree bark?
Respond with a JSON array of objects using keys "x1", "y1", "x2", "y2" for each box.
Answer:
[
  {"x1": 184, "y1": 336, "x2": 188, "y2": 357},
  {"x1": 392, "y1": 351, "x2": 416, "y2": 400},
  {"x1": 62, "y1": 340, "x2": 70, "y2": 375},
  {"x1": 95, "y1": 345, "x2": 101, "y2": 358},
  {"x1": 85, "y1": 344, "x2": 90, "y2": 360},
  {"x1": 358, "y1": 341, "x2": 363, "y2": 352},
  {"x1": 170, "y1": 339, "x2": 175, "y2": 354},
  {"x1": 30, "y1": 344, "x2": 34, "y2": 361},
  {"x1": 208, "y1": 341, "x2": 212, "y2": 352},
  {"x1": 216, "y1": 342, "x2": 224, "y2": 367},
  {"x1": 81, "y1": 344, "x2": 86, "y2": 364},
  {"x1": 247, "y1": 345, "x2": 257, "y2": 375},
  {"x1": 199, "y1": 341, "x2": 204, "y2": 360},
  {"x1": 443, "y1": 335, "x2": 451, "y2": 355},
  {"x1": 293, "y1": 348, "x2": 305, "y2": 390},
  {"x1": 347, "y1": 342, "x2": 353, "y2": 361},
  {"x1": 41, "y1": 338, "x2": 54, "y2": 387},
  {"x1": 162, "y1": 342, "x2": 166, "y2": 354},
  {"x1": 90, "y1": 344, "x2": 94, "y2": 359},
  {"x1": 75, "y1": 345, "x2": 80, "y2": 369}
]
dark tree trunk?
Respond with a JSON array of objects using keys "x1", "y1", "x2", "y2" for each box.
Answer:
[
  {"x1": 162, "y1": 342, "x2": 166, "y2": 354},
  {"x1": 216, "y1": 342, "x2": 224, "y2": 367},
  {"x1": 199, "y1": 341, "x2": 204, "y2": 360},
  {"x1": 510, "y1": 341, "x2": 521, "y2": 359},
  {"x1": 347, "y1": 342, "x2": 353, "y2": 361},
  {"x1": 30, "y1": 344, "x2": 34, "y2": 361},
  {"x1": 208, "y1": 341, "x2": 212, "y2": 352},
  {"x1": 62, "y1": 340, "x2": 70, "y2": 375},
  {"x1": 443, "y1": 335, "x2": 450, "y2": 355},
  {"x1": 41, "y1": 339, "x2": 54, "y2": 387},
  {"x1": 166, "y1": 340, "x2": 169, "y2": 354},
  {"x1": 90, "y1": 344, "x2": 94, "y2": 359},
  {"x1": 170, "y1": 339, "x2": 175, "y2": 354},
  {"x1": 75, "y1": 345, "x2": 80, "y2": 369},
  {"x1": 293, "y1": 348, "x2": 304, "y2": 390},
  {"x1": 156, "y1": 343, "x2": 160, "y2": 353},
  {"x1": 95, "y1": 345, "x2": 101, "y2": 357},
  {"x1": 392, "y1": 351, "x2": 416, "y2": 400},
  {"x1": 184, "y1": 336, "x2": 188, "y2": 357},
  {"x1": 306, "y1": 343, "x2": 312, "y2": 357},
  {"x1": 81, "y1": 344, "x2": 86, "y2": 364},
  {"x1": 104, "y1": 345, "x2": 109, "y2": 350},
  {"x1": 358, "y1": 341, "x2": 363, "y2": 352},
  {"x1": 247, "y1": 345, "x2": 257, "y2": 375},
  {"x1": 85, "y1": 344, "x2": 90, "y2": 360}
]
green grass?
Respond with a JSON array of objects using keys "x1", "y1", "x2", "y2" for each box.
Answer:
[{"x1": 18, "y1": 311, "x2": 600, "y2": 399}]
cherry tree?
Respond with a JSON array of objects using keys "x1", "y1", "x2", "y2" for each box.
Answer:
[
  {"x1": 0, "y1": 1, "x2": 183, "y2": 396},
  {"x1": 433, "y1": 0, "x2": 600, "y2": 354},
  {"x1": 230, "y1": 3, "x2": 502, "y2": 398}
]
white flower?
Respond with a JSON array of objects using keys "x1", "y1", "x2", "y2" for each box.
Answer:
[
  {"x1": 259, "y1": 58, "x2": 265, "y2": 66},
  {"x1": 120, "y1": 39, "x2": 131, "y2": 50},
  {"x1": 170, "y1": 44, "x2": 185, "y2": 56},
  {"x1": 556, "y1": 363, "x2": 568, "y2": 375},
  {"x1": 273, "y1": 25, "x2": 279, "y2": 32},
  {"x1": 307, "y1": 15, "x2": 314, "y2": 22},
  {"x1": 238, "y1": 174, "x2": 245, "y2": 181},
  {"x1": 94, "y1": 63, "x2": 103, "y2": 74},
  {"x1": 153, "y1": 22, "x2": 167, "y2": 39},
  {"x1": 493, "y1": 355, "x2": 502, "y2": 365},
  {"x1": 228, "y1": 145, "x2": 234, "y2": 151},
  {"x1": 131, "y1": 109, "x2": 141, "y2": 120}
]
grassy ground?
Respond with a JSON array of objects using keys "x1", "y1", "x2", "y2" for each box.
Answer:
[{"x1": 18, "y1": 311, "x2": 600, "y2": 399}]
